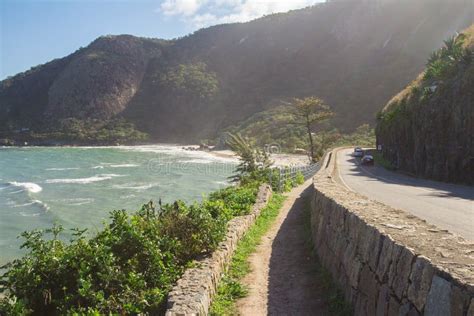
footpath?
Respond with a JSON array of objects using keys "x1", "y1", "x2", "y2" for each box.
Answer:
[{"x1": 236, "y1": 179, "x2": 330, "y2": 315}]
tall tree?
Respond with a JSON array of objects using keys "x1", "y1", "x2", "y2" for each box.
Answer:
[{"x1": 291, "y1": 97, "x2": 334, "y2": 162}]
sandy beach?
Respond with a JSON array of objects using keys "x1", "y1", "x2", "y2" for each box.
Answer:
[{"x1": 209, "y1": 149, "x2": 310, "y2": 167}]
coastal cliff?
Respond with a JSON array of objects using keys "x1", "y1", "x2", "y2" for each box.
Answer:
[{"x1": 376, "y1": 26, "x2": 474, "y2": 184}]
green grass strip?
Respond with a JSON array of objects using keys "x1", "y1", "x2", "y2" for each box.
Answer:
[{"x1": 210, "y1": 194, "x2": 286, "y2": 316}]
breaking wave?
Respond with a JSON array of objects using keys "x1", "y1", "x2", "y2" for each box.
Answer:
[
  {"x1": 7, "y1": 182, "x2": 42, "y2": 193},
  {"x1": 45, "y1": 174, "x2": 124, "y2": 184}
]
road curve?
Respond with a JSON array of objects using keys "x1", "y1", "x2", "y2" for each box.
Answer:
[{"x1": 335, "y1": 148, "x2": 474, "y2": 241}]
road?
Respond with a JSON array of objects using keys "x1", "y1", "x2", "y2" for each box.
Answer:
[{"x1": 336, "y1": 148, "x2": 474, "y2": 241}]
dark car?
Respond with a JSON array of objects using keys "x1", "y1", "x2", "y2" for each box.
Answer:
[{"x1": 361, "y1": 155, "x2": 374, "y2": 166}]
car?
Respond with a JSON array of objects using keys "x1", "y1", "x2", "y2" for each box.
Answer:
[
  {"x1": 361, "y1": 155, "x2": 374, "y2": 166},
  {"x1": 353, "y1": 147, "x2": 364, "y2": 157}
]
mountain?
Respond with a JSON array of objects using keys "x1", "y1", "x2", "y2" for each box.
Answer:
[
  {"x1": 1, "y1": 0, "x2": 473, "y2": 144},
  {"x1": 376, "y1": 25, "x2": 474, "y2": 185}
]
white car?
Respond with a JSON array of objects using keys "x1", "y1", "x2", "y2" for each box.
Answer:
[{"x1": 353, "y1": 147, "x2": 364, "y2": 157}]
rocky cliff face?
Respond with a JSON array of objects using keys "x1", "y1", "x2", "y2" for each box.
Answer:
[
  {"x1": 46, "y1": 35, "x2": 163, "y2": 120},
  {"x1": 1, "y1": 0, "x2": 473, "y2": 142},
  {"x1": 376, "y1": 26, "x2": 474, "y2": 185}
]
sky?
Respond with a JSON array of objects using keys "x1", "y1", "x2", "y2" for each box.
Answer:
[{"x1": 0, "y1": 0, "x2": 322, "y2": 80}]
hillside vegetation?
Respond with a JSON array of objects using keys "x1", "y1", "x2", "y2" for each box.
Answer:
[
  {"x1": 376, "y1": 25, "x2": 474, "y2": 184},
  {"x1": 1, "y1": 0, "x2": 473, "y2": 144}
]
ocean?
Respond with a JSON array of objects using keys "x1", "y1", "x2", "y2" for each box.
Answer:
[{"x1": 0, "y1": 145, "x2": 237, "y2": 265}]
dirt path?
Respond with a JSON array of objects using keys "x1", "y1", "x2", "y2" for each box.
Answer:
[{"x1": 235, "y1": 180, "x2": 329, "y2": 315}]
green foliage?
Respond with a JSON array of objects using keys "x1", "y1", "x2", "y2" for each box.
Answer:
[
  {"x1": 225, "y1": 132, "x2": 273, "y2": 182},
  {"x1": 295, "y1": 171, "x2": 305, "y2": 185},
  {"x1": 226, "y1": 106, "x2": 374, "y2": 159},
  {"x1": 379, "y1": 32, "x2": 474, "y2": 131},
  {"x1": 291, "y1": 97, "x2": 334, "y2": 161},
  {"x1": 225, "y1": 105, "x2": 308, "y2": 152},
  {"x1": 424, "y1": 34, "x2": 467, "y2": 82},
  {"x1": 8, "y1": 118, "x2": 149, "y2": 145},
  {"x1": 159, "y1": 62, "x2": 219, "y2": 99},
  {"x1": 208, "y1": 183, "x2": 259, "y2": 217},
  {"x1": 372, "y1": 151, "x2": 397, "y2": 171},
  {"x1": 0, "y1": 183, "x2": 260, "y2": 314},
  {"x1": 210, "y1": 195, "x2": 286, "y2": 315}
]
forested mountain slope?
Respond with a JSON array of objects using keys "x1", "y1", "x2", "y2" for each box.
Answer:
[{"x1": 1, "y1": 0, "x2": 473, "y2": 143}]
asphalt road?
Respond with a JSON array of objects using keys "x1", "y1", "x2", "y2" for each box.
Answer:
[{"x1": 336, "y1": 148, "x2": 474, "y2": 241}]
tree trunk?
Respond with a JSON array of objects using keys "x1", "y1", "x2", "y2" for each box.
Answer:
[{"x1": 306, "y1": 116, "x2": 315, "y2": 162}]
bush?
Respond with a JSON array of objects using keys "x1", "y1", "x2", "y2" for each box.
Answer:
[
  {"x1": 0, "y1": 183, "x2": 260, "y2": 314},
  {"x1": 295, "y1": 171, "x2": 305, "y2": 185},
  {"x1": 208, "y1": 183, "x2": 259, "y2": 217},
  {"x1": 0, "y1": 209, "x2": 181, "y2": 315}
]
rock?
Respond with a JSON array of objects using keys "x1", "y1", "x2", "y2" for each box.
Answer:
[
  {"x1": 407, "y1": 256, "x2": 435, "y2": 312},
  {"x1": 467, "y1": 298, "x2": 474, "y2": 316},
  {"x1": 424, "y1": 276, "x2": 452, "y2": 316},
  {"x1": 376, "y1": 284, "x2": 390, "y2": 316}
]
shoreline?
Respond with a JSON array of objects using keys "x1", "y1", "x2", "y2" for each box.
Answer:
[{"x1": 1, "y1": 143, "x2": 310, "y2": 167}]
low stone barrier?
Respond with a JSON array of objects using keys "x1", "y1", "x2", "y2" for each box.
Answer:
[
  {"x1": 310, "y1": 150, "x2": 474, "y2": 315},
  {"x1": 165, "y1": 184, "x2": 272, "y2": 315}
]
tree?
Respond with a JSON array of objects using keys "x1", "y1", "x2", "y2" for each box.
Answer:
[
  {"x1": 225, "y1": 132, "x2": 273, "y2": 182},
  {"x1": 290, "y1": 97, "x2": 334, "y2": 162}
]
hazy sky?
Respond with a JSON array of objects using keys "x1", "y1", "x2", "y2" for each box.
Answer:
[{"x1": 0, "y1": 0, "x2": 322, "y2": 80}]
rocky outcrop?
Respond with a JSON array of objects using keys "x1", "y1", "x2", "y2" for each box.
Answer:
[
  {"x1": 376, "y1": 26, "x2": 474, "y2": 185},
  {"x1": 165, "y1": 184, "x2": 272, "y2": 315},
  {"x1": 310, "y1": 150, "x2": 474, "y2": 315},
  {"x1": 46, "y1": 35, "x2": 163, "y2": 120}
]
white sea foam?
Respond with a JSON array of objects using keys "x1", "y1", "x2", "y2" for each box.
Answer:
[
  {"x1": 7, "y1": 182, "x2": 43, "y2": 193},
  {"x1": 110, "y1": 164, "x2": 139, "y2": 168},
  {"x1": 45, "y1": 174, "x2": 124, "y2": 184},
  {"x1": 67, "y1": 198, "x2": 95, "y2": 206},
  {"x1": 214, "y1": 181, "x2": 229, "y2": 185},
  {"x1": 113, "y1": 183, "x2": 157, "y2": 191},
  {"x1": 32, "y1": 199, "x2": 50, "y2": 211},
  {"x1": 91, "y1": 165, "x2": 105, "y2": 169},
  {"x1": 46, "y1": 167, "x2": 80, "y2": 171},
  {"x1": 20, "y1": 212, "x2": 41, "y2": 217},
  {"x1": 13, "y1": 201, "x2": 35, "y2": 207},
  {"x1": 15, "y1": 199, "x2": 50, "y2": 212}
]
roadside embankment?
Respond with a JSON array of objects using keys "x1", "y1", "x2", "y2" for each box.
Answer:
[
  {"x1": 310, "y1": 149, "x2": 474, "y2": 315},
  {"x1": 165, "y1": 184, "x2": 272, "y2": 315}
]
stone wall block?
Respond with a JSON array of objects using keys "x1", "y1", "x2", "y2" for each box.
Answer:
[
  {"x1": 376, "y1": 235, "x2": 395, "y2": 282},
  {"x1": 391, "y1": 247, "x2": 415, "y2": 300},
  {"x1": 358, "y1": 264, "x2": 379, "y2": 315},
  {"x1": 467, "y1": 298, "x2": 474, "y2": 316},
  {"x1": 387, "y1": 296, "x2": 401, "y2": 316},
  {"x1": 407, "y1": 256, "x2": 435, "y2": 312},
  {"x1": 425, "y1": 275, "x2": 452, "y2": 316},
  {"x1": 376, "y1": 284, "x2": 390, "y2": 316},
  {"x1": 451, "y1": 285, "x2": 470, "y2": 316}
]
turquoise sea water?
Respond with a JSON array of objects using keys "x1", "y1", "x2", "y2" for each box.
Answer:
[{"x1": 0, "y1": 145, "x2": 237, "y2": 264}]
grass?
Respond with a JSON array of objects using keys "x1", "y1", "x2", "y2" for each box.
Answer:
[
  {"x1": 371, "y1": 150, "x2": 397, "y2": 171},
  {"x1": 210, "y1": 191, "x2": 353, "y2": 316},
  {"x1": 209, "y1": 194, "x2": 286, "y2": 315}
]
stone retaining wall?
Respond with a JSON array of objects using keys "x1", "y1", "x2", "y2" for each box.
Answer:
[
  {"x1": 165, "y1": 184, "x2": 272, "y2": 315},
  {"x1": 310, "y1": 150, "x2": 474, "y2": 315}
]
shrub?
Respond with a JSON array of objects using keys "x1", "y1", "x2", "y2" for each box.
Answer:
[
  {"x1": 295, "y1": 171, "x2": 305, "y2": 185},
  {"x1": 0, "y1": 183, "x2": 260, "y2": 314},
  {"x1": 0, "y1": 209, "x2": 181, "y2": 315},
  {"x1": 208, "y1": 183, "x2": 259, "y2": 216}
]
